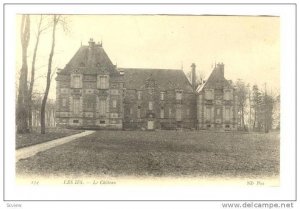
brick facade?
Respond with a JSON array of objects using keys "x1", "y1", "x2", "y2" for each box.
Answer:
[
  {"x1": 196, "y1": 63, "x2": 238, "y2": 131},
  {"x1": 56, "y1": 39, "x2": 237, "y2": 131}
]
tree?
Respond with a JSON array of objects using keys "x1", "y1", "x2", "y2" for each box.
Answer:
[
  {"x1": 40, "y1": 15, "x2": 68, "y2": 134},
  {"x1": 28, "y1": 15, "x2": 48, "y2": 131},
  {"x1": 16, "y1": 15, "x2": 30, "y2": 133},
  {"x1": 252, "y1": 85, "x2": 263, "y2": 131},
  {"x1": 235, "y1": 79, "x2": 248, "y2": 130}
]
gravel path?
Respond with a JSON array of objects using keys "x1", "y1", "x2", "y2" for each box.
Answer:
[{"x1": 16, "y1": 130, "x2": 95, "y2": 162}]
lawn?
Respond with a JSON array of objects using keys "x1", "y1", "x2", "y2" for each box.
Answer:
[
  {"x1": 16, "y1": 130, "x2": 279, "y2": 178},
  {"x1": 16, "y1": 128, "x2": 83, "y2": 149}
]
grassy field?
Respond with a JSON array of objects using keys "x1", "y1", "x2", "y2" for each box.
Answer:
[
  {"x1": 16, "y1": 128, "x2": 83, "y2": 149},
  {"x1": 16, "y1": 130, "x2": 279, "y2": 178}
]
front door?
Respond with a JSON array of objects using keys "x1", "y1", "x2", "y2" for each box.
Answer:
[{"x1": 147, "y1": 120, "x2": 154, "y2": 130}]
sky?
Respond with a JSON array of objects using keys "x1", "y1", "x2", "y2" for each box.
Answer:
[{"x1": 16, "y1": 15, "x2": 280, "y2": 99}]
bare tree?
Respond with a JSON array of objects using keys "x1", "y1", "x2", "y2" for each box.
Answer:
[
  {"x1": 16, "y1": 15, "x2": 30, "y2": 133},
  {"x1": 235, "y1": 79, "x2": 248, "y2": 130},
  {"x1": 28, "y1": 15, "x2": 48, "y2": 131},
  {"x1": 40, "y1": 15, "x2": 68, "y2": 134}
]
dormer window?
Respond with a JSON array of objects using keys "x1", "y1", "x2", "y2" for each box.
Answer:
[
  {"x1": 205, "y1": 89, "x2": 214, "y2": 100},
  {"x1": 97, "y1": 75, "x2": 109, "y2": 89},
  {"x1": 71, "y1": 74, "x2": 82, "y2": 88},
  {"x1": 224, "y1": 89, "x2": 233, "y2": 100},
  {"x1": 176, "y1": 90, "x2": 183, "y2": 100}
]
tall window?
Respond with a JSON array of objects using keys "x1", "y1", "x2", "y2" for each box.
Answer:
[
  {"x1": 73, "y1": 99, "x2": 80, "y2": 114},
  {"x1": 206, "y1": 107, "x2": 212, "y2": 121},
  {"x1": 130, "y1": 108, "x2": 133, "y2": 115},
  {"x1": 160, "y1": 107, "x2": 164, "y2": 118},
  {"x1": 149, "y1": 101, "x2": 153, "y2": 110},
  {"x1": 137, "y1": 106, "x2": 141, "y2": 118},
  {"x1": 225, "y1": 107, "x2": 230, "y2": 121},
  {"x1": 160, "y1": 92, "x2": 165, "y2": 100},
  {"x1": 98, "y1": 75, "x2": 109, "y2": 89},
  {"x1": 186, "y1": 108, "x2": 190, "y2": 116},
  {"x1": 99, "y1": 100, "x2": 106, "y2": 116},
  {"x1": 62, "y1": 98, "x2": 67, "y2": 107},
  {"x1": 169, "y1": 108, "x2": 172, "y2": 118},
  {"x1": 137, "y1": 91, "x2": 142, "y2": 100},
  {"x1": 112, "y1": 99, "x2": 117, "y2": 108},
  {"x1": 176, "y1": 90, "x2": 183, "y2": 100},
  {"x1": 176, "y1": 108, "x2": 182, "y2": 121},
  {"x1": 72, "y1": 75, "x2": 82, "y2": 88}
]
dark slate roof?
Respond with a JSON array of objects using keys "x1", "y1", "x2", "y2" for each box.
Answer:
[
  {"x1": 197, "y1": 64, "x2": 232, "y2": 92},
  {"x1": 58, "y1": 43, "x2": 117, "y2": 75},
  {"x1": 120, "y1": 68, "x2": 193, "y2": 92}
]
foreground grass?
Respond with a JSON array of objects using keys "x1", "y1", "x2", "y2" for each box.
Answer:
[
  {"x1": 16, "y1": 130, "x2": 279, "y2": 178},
  {"x1": 16, "y1": 128, "x2": 83, "y2": 149}
]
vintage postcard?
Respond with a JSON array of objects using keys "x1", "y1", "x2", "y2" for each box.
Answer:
[{"x1": 2, "y1": 2, "x2": 297, "y2": 205}]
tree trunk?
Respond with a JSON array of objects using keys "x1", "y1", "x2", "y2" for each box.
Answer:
[
  {"x1": 28, "y1": 16, "x2": 43, "y2": 132},
  {"x1": 41, "y1": 16, "x2": 58, "y2": 134},
  {"x1": 17, "y1": 15, "x2": 30, "y2": 134}
]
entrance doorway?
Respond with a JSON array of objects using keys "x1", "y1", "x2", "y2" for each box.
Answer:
[{"x1": 147, "y1": 120, "x2": 154, "y2": 130}]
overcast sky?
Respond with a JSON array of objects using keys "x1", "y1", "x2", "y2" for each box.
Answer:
[{"x1": 16, "y1": 15, "x2": 280, "y2": 99}]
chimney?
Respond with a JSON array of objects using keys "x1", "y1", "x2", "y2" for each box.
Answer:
[
  {"x1": 191, "y1": 63, "x2": 196, "y2": 91},
  {"x1": 88, "y1": 38, "x2": 95, "y2": 48}
]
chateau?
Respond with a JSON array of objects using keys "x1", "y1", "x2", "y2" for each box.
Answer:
[{"x1": 56, "y1": 39, "x2": 237, "y2": 131}]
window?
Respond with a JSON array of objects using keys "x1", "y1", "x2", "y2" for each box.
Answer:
[
  {"x1": 137, "y1": 106, "x2": 141, "y2": 118},
  {"x1": 225, "y1": 107, "x2": 230, "y2": 121},
  {"x1": 86, "y1": 99, "x2": 94, "y2": 109},
  {"x1": 176, "y1": 108, "x2": 182, "y2": 121},
  {"x1": 61, "y1": 88, "x2": 68, "y2": 94},
  {"x1": 137, "y1": 91, "x2": 142, "y2": 100},
  {"x1": 111, "y1": 113, "x2": 118, "y2": 118},
  {"x1": 112, "y1": 100, "x2": 117, "y2": 108},
  {"x1": 186, "y1": 108, "x2": 190, "y2": 116},
  {"x1": 149, "y1": 101, "x2": 153, "y2": 110},
  {"x1": 206, "y1": 107, "x2": 212, "y2": 121},
  {"x1": 99, "y1": 100, "x2": 106, "y2": 116},
  {"x1": 169, "y1": 108, "x2": 172, "y2": 118},
  {"x1": 111, "y1": 89, "x2": 119, "y2": 95},
  {"x1": 130, "y1": 108, "x2": 133, "y2": 115},
  {"x1": 205, "y1": 89, "x2": 214, "y2": 100},
  {"x1": 176, "y1": 90, "x2": 183, "y2": 100},
  {"x1": 160, "y1": 107, "x2": 164, "y2": 118},
  {"x1": 72, "y1": 75, "x2": 82, "y2": 88},
  {"x1": 73, "y1": 99, "x2": 80, "y2": 114},
  {"x1": 160, "y1": 92, "x2": 165, "y2": 100},
  {"x1": 224, "y1": 89, "x2": 233, "y2": 100},
  {"x1": 100, "y1": 120, "x2": 105, "y2": 124},
  {"x1": 97, "y1": 75, "x2": 109, "y2": 89},
  {"x1": 62, "y1": 98, "x2": 67, "y2": 107},
  {"x1": 73, "y1": 120, "x2": 79, "y2": 123}
]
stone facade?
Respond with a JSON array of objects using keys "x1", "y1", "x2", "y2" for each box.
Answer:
[
  {"x1": 121, "y1": 69, "x2": 196, "y2": 130},
  {"x1": 56, "y1": 39, "x2": 237, "y2": 131},
  {"x1": 56, "y1": 39, "x2": 124, "y2": 129},
  {"x1": 196, "y1": 63, "x2": 238, "y2": 131}
]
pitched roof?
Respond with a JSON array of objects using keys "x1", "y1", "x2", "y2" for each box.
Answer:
[
  {"x1": 58, "y1": 42, "x2": 117, "y2": 75},
  {"x1": 197, "y1": 63, "x2": 232, "y2": 92},
  {"x1": 120, "y1": 68, "x2": 193, "y2": 92}
]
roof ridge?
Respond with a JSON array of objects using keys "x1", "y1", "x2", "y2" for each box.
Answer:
[{"x1": 119, "y1": 67, "x2": 182, "y2": 71}]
